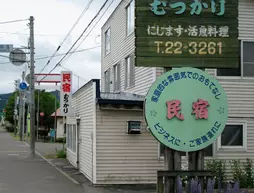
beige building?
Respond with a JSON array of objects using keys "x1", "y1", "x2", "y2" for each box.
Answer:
[
  {"x1": 51, "y1": 109, "x2": 64, "y2": 139},
  {"x1": 66, "y1": 0, "x2": 254, "y2": 185}
]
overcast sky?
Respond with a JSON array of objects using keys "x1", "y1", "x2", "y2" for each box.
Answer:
[{"x1": 0, "y1": 0, "x2": 121, "y2": 94}]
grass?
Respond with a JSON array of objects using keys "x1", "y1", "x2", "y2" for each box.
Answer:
[
  {"x1": 10, "y1": 133, "x2": 20, "y2": 141},
  {"x1": 10, "y1": 132, "x2": 31, "y2": 141},
  {"x1": 44, "y1": 154, "x2": 57, "y2": 159}
]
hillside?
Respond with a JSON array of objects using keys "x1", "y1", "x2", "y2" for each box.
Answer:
[{"x1": 0, "y1": 90, "x2": 60, "y2": 112}]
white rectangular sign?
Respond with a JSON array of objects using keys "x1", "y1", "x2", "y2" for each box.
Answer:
[
  {"x1": 0, "y1": 44, "x2": 13, "y2": 52},
  {"x1": 35, "y1": 84, "x2": 60, "y2": 90},
  {"x1": 60, "y1": 71, "x2": 73, "y2": 116},
  {"x1": 35, "y1": 74, "x2": 61, "y2": 83}
]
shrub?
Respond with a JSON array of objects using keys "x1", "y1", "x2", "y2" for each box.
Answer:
[
  {"x1": 206, "y1": 159, "x2": 227, "y2": 187},
  {"x1": 230, "y1": 160, "x2": 247, "y2": 188},
  {"x1": 55, "y1": 148, "x2": 66, "y2": 158},
  {"x1": 55, "y1": 137, "x2": 66, "y2": 143},
  {"x1": 244, "y1": 158, "x2": 254, "y2": 188},
  {"x1": 230, "y1": 159, "x2": 254, "y2": 188}
]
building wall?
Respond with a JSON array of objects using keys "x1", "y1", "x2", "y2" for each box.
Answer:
[
  {"x1": 96, "y1": 108, "x2": 164, "y2": 184},
  {"x1": 101, "y1": 0, "x2": 155, "y2": 96},
  {"x1": 56, "y1": 117, "x2": 64, "y2": 139},
  {"x1": 66, "y1": 116, "x2": 77, "y2": 168},
  {"x1": 69, "y1": 80, "x2": 97, "y2": 183},
  {"x1": 97, "y1": 0, "x2": 254, "y2": 184}
]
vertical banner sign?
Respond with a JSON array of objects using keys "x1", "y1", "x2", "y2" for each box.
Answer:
[
  {"x1": 135, "y1": 0, "x2": 239, "y2": 68},
  {"x1": 60, "y1": 71, "x2": 73, "y2": 116}
]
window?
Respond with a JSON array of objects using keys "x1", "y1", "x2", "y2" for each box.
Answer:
[
  {"x1": 104, "y1": 69, "x2": 110, "y2": 92},
  {"x1": 67, "y1": 124, "x2": 77, "y2": 153},
  {"x1": 73, "y1": 125, "x2": 76, "y2": 153},
  {"x1": 159, "y1": 143, "x2": 187, "y2": 158},
  {"x1": 217, "y1": 41, "x2": 254, "y2": 77},
  {"x1": 105, "y1": 28, "x2": 110, "y2": 55},
  {"x1": 242, "y1": 41, "x2": 254, "y2": 77},
  {"x1": 126, "y1": 0, "x2": 134, "y2": 36},
  {"x1": 203, "y1": 144, "x2": 213, "y2": 157},
  {"x1": 125, "y1": 55, "x2": 135, "y2": 88},
  {"x1": 113, "y1": 63, "x2": 120, "y2": 91},
  {"x1": 159, "y1": 143, "x2": 213, "y2": 158},
  {"x1": 217, "y1": 123, "x2": 247, "y2": 150}
]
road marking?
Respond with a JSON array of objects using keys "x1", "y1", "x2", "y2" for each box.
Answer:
[
  {"x1": 0, "y1": 151, "x2": 28, "y2": 153},
  {"x1": 8, "y1": 154, "x2": 19, "y2": 156}
]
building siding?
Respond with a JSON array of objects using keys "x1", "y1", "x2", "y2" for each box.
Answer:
[
  {"x1": 96, "y1": 0, "x2": 254, "y2": 185},
  {"x1": 239, "y1": 0, "x2": 254, "y2": 39},
  {"x1": 96, "y1": 108, "x2": 164, "y2": 184},
  {"x1": 56, "y1": 117, "x2": 64, "y2": 139},
  {"x1": 101, "y1": 0, "x2": 155, "y2": 96},
  {"x1": 71, "y1": 81, "x2": 96, "y2": 183},
  {"x1": 66, "y1": 116, "x2": 77, "y2": 168}
]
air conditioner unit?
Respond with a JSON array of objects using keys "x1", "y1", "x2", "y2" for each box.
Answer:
[{"x1": 127, "y1": 121, "x2": 141, "y2": 134}]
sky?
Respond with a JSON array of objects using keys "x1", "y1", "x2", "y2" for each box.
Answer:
[{"x1": 0, "y1": 0, "x2": 121, "y2": 94}]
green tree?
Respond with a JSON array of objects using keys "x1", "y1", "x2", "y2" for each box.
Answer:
[
  {"x1": 5, "y1": 90, "x2": 59, "y2": 128},
  {"x1": 35, "y1": 90, "x2": 60, "y2": 128},
  {"x1": 5, "y1": 91, "x2": 18, "y2": 124}
]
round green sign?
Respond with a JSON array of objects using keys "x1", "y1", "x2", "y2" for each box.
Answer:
[{"x1": 145, "y1": 67, "x2": 228, "y2": 152}]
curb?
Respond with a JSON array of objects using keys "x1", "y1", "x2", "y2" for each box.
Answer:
[{"x1": 23, "y1": 142, "x2": 80, "y2": 185}]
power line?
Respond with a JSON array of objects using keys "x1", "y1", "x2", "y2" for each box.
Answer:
[
  {"x1": 63, "y1": 0, "x2": 114, "y2": 65},
  {"x1": 0, "y1": 28, "x2": 29, "y2": 39},
  {"x1": 0, "y1": 45, "x2": 101, "y2": 65},
  {"x1": 0, "y1": 19, "x2": 28, "y2": 24},
  {"x1": 40, "y1": 0, "x2": 111, "y2": 82},
  {"x1": 38, "y1": 0, "x2": 95, "y2": 74},
  {"x1": 0, "y1": 31, "x2": 98, "y2": 37},
  {"x1": 59, "y1": 65, "x2": 87, "y2": 81}
]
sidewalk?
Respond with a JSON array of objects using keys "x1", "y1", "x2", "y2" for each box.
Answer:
[
  {"x1": 0, "y1": 128, "x2": 85, "y2": 193},
  {"x1": 48, "y1": 158, "x2": 156, "y2": 193},
  {"x1": 32, "y1": 139, "x2": 156, "y2": 193}
]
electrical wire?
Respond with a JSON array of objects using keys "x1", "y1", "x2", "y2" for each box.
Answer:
[
  {"x1": 0, "y1": 45, "x2": 101, "y2": 65},
  {"x1": 38, "y1": 0, "x2": 95, "y2": 74},
  {"x1": 39, "y1": 0, "x2": 111, "y2": 82},
  {"x1": 63, "y1": 0, "x2": 114, "y2": 65},
  {"x1": 59, "y1": 65, "x2": 87, "y2": 81},
  {"x1": 0, "y1": 28, "x2": 29, "y2": 39},
  {"x1": 0, "y1": 31, "x2": 97, "y2": 37},
  {"x1": 0, "y1": 18, "x2": 28, "y2": 25}
]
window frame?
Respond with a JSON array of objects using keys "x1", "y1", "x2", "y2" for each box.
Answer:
[
  {"x1": 66, "y1": 123, "x2": 77, "y2": 154},
  {"x1": 158, "y1": 143, "x2": 188, "y2": 160},
  {"x1": 104, "y1": 27, "x2": 111, "y2": 56},
  {"x1": 125, "y1": 54, "x2": 135, "y2": 88},
  {"x1": 126, "y1": 0, "x2": 135, "y2": 37},
  {"x1": 217, "y1": 120, "x2": 247, "y2": 151},
  {"x1": 158, "y1": 142, "x2": 215, "y2": 160},
  {"x1": 113, "y1": 63, "x2": 120, "y2": 92},
  {"x1": 104, "y1": 69, "x2": 110, "y2": 92},
  {"x1": 216, "y1": 39, "x2": 254, "y2": 79}
]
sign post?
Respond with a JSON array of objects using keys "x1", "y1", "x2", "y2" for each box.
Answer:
[
  {"x1": 136, "y1": 1, "x2": 239, "y2": 192},
  {"x1": 145, "y1": 68, "x2": 228, "y2": 192}
]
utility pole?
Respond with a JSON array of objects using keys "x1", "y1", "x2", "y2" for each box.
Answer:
[
  {"x1": 54, "y1": 83, "x2": 57, "y2": 142},
  {"x1": 22, "y1": 94, "x2": 25, "y2": 141},
  {"x1": 14, "y1": 80, "x2": 18, "y2": 137},
  {"x1": 29, "y1": 16, "x2": 35, "y2": 158},
  {"x1": 36, "y1": 88, "x2": 40, "y2": 142},
  {"x1": 18, "y1": 92, "x2": 23, "y2": 141}
]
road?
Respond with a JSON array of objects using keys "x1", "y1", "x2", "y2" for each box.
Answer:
[{"x1": 0, "y1": 128, "x2": 85, "y2": 193}]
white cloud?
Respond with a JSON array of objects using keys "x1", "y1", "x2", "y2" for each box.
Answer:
[{"x1": 0, "y1": 0, "x2": 121, "y2": 94}]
